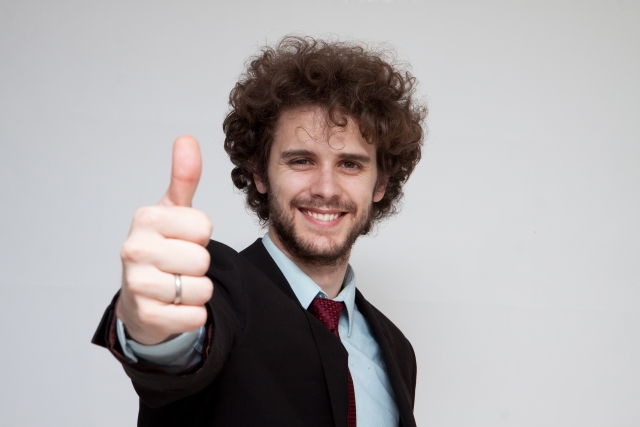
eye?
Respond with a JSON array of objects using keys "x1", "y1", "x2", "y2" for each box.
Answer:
[
  {"x1": 341, "y1": 161, "x2": 361, "y2": 170},
  {"x1": 289, "y1": 158, "x2": 313, "y2": 168}
]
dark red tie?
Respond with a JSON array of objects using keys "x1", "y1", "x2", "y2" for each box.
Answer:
[{"x1": 308, "y1": 298, "x2": 357, "y2": 427}]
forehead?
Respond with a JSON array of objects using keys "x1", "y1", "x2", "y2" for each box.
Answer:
[{"x1": 272, "y1": 107, "x2": 374, "y2": 156}]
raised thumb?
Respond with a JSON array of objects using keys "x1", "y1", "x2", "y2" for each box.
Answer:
[{"x1": 159, "y1": 135, "x2": 202, "y2": 207}]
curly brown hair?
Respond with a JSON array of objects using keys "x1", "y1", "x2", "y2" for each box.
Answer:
[{"x1": 223, "y1": 35, "x2": 427, "y2": 229}]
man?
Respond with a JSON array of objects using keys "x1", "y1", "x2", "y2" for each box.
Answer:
[{"x1": 93, "y1": 36, "x2": 427, "y2": 427}]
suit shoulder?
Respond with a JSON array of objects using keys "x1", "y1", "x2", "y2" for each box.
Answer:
[
  {"x1": 372, "y1": 303, "x2": 412, "y2": 344},
  {"x1": 357, "y1": 292, "x2": 416, "y2": 355}
]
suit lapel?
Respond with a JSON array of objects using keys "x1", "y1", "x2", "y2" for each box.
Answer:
[
  {"x1": 356, "y1": 290, "x2": 417, "y2": 427},
  {"x1": 304, "y1": 312, "x2": 350, "y2": 427},
  {"x1": 241, "y1": 239, "x2": 350, "y2": 427},
  {"x1": 240, "y1": 238, "x2": 299, "y2": 304}
]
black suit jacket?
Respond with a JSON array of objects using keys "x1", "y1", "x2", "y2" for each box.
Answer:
[{"x1": 92, "y1": 239, "x2": 418, "y2": 427}]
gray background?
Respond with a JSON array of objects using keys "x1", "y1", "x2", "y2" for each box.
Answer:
[{"x1": 1, "y1": 0, "x2": 639, "y2": 426}]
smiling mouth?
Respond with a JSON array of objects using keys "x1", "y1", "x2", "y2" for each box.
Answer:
[{"x1": 300, "y1": 209, "x2": 345, "y2": 222}]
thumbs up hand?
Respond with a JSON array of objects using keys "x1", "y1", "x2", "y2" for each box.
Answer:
[{"x1": 116, "y1": 136, "x2": 214, "y2": 345}]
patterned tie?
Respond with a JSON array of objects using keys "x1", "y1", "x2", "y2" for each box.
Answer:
[{"x1": 308, "y1": 297, "x2": 357, "y2": 427}]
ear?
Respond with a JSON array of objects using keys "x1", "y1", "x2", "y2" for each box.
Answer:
[
  {"x1": 254, "y1": 173, "x2": 268, "y2": 194},
  {"x1": 373, "y1": 175, "x2": 388, "y2": 203}
]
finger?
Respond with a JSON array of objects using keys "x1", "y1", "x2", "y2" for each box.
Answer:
[
  {"x1": 130, "y1": 206, "x2": 212, "y2": 246},
  {"x1": 152, "y1": 303, "x2": 209, "y2": 335},
  {"x1": 159, "y1": 135, "x2": 202, "y2": 207},
  {"x1": 125, "y1": 266, "x2": 214, "y2": 305},
  {"x1": 166, "y1": 273, "x2": 214, "y2": 306},
  {"x1": 156, "y1": 238, "x2": 211, "y2": 275},
  {"x1": 125, "y1": 298, "x2": 208, "y2": 341},
  {"x1": 123, "y1": 237, "x2": 210, "y2": 276}
]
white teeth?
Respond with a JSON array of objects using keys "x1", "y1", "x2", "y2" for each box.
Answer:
[{"x1": 304, "y1": 210, "x2": 340, "y2": 221}]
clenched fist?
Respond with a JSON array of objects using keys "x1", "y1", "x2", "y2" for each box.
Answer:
[{"x1": 116, "y1": 136, "x2": 214, "y2": 345}]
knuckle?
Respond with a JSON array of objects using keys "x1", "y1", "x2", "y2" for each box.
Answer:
[
  {"x1": 192, "y1": 278, "x2": 213, "y2": 304},
  {"x1": 194, "y1": 211, "x2": 213, "y2": 245},
  {"x1": 137, "y1": 304, "x2": 160, "y2": 328},
  {"x1": 202, "y1": 217, "x2": 213, "y2": 242},
  {"x1": 123, "y1": 272, "x2": 140, "y2": 293},
  {"x1": 201, "y1": 278, "x2": 214, "y2": 302},
  {"x1": 121, "y1": 239, "x2": 147, "y2": 263},
  {"x1": 189, "y1": 247, "x2": 211, "y2": 277},
  {"x1": 189, "y1": 307, "x2": 208, "y2": 329},
  {"x1": 124, "y1": 271, "x2": 149, "y2": 295},
  {"x1": 133, "y1": 206, "x2": 158, "y2": 228},
  {"x1": 194, "y1": 248, "x2": 211, "y2": 275}
]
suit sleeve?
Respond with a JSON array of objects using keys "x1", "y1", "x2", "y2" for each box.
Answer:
[
  {"x1": 409, "y1": 340, "x2": 418, "y2": 408},
  {"x1": 91, "y1": 240, "x2": 245, "y2": 408}
]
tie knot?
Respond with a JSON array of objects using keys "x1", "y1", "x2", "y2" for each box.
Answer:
[{"x1": 308, "y1": 298, "x2": 345, "y2": 337}]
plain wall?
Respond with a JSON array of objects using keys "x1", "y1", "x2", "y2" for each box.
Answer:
[{"x1": 1, "y1": 0, "x2": 639, "y2": 426}]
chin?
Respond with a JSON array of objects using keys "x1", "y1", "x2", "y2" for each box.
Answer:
[
  {"x1": 268, "y1": 192, "x2": 372, "y2": 266},
  {"x1": 278, "y1": 226, "x2": 353, "y2": 267},
  {"x1": 302, "y1": 236, "x2": 345, "y2": 255}
]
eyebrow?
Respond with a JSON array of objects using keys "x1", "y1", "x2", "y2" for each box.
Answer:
[
  {"x1": 280, "y1": 149, "x2": 315, "y2": 160},
  {"x1": 280, "y1": 149, "x2": 372, "y2": 164},
  {"x1": 337, "y1": 152, "x2": 372, "y2": 164}
]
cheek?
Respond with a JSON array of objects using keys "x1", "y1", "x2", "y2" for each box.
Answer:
[
  {"x1": 271, "y1": 178, "x2": 308, "y2": 205},
  {"x1": 277, "y1": 173, "x2": 314, "y2": 194},
  {"x1": 346, "y1": 182, "x2": 379, "y2": 208},
  {"x1": 362, "y1": 175, "x2": 381, "y2": 198}
]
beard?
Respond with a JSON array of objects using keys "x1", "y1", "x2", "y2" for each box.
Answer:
[{"x1": 269, "y1": 192, "x2": 374, "y2": 267}]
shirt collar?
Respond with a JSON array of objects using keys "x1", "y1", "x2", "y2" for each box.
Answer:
[{"x1": 261, "y1": 232, "x2": 356, "y2": 337}]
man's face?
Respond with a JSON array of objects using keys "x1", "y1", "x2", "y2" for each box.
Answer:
[{"x1": 254, "y1": 107, "x2": 386, "y2": 266}]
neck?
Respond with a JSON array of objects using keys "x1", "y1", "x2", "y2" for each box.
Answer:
[{"x1": 268, "y1": 228, "x2": 350, "y2": 299}]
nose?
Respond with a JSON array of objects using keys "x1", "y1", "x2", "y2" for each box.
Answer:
[{"x1": 309, "y1": 166, "x2": 342, "y2": 201}]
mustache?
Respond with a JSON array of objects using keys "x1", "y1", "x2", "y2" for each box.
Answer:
[{"x1": 289, "y1": 196, "x2": 357, "y2": 214}]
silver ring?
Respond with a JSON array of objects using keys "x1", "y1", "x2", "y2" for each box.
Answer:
[{"x1": 173, "y1": 274, "x2": 182, "y2": 305}]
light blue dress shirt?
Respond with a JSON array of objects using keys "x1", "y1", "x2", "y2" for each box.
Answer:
[{"x1": 118, "y1": 233, "x2": 400, "y2": 426}]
